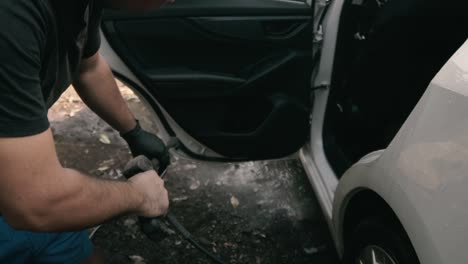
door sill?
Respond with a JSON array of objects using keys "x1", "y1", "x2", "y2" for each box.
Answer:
[{"x1": 299, "y1": 144, "x2": 337, "y2": 222}]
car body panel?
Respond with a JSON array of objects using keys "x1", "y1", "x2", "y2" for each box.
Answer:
[{"x1": 333, "y1": 39, "x2": 468, "y2": 263}]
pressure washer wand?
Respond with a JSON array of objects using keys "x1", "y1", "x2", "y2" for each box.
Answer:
[
  {"x1": 123, "y1": 156, "x2": 226, "y2": 264},
  {"x1": 123, "y1": 156, "x2": 174, "y2": 242}
]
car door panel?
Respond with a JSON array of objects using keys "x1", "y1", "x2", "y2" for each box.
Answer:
[{"x1": 102, "y1": 0, "x2": 313, "y2": 159}]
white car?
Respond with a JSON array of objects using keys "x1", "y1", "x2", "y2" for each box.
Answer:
[{"x1": 100, "y1": 0, "x2": 467, "y2": 263}]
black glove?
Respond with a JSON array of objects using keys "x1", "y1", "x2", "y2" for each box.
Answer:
[{"x1": 121, "y1": 121, "x2": 170, "y2": 174}]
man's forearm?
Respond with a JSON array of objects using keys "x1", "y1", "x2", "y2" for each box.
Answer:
[
  {"x1": 73, "y1": 53, "x2": 136, "y2": 133},
  {"x1": 10, "y1": 168, "x2": 143, "y2": 232}
]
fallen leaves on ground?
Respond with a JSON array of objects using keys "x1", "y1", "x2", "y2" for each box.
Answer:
[
  {"x1": 124, "y1": 218, "x2": 137, "y2": 227},
  {"x1": 189, "y1": 180, "x2": 201, "y2": 190},
  {"x1": 97, "y1": 166, "x2": 110, "y2": 172},
  {"x1": 99, "y1": 134, "x2": 111, "y2": 144},
  {"x1": 230, "y1": 195, "x2": 240, "y2": 209},
  {"x1": 172, "y1": 196, "x2": 189, "y2": 202},
  {"x1": 303, "y1": 245, "x2": 327, "y2": 255},
  {"x1": 128, "y1": 255, "x2": 146, "y2": 264}
]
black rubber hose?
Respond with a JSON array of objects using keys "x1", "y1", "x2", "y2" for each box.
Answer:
[
  {"x1": 123, "y1": 156, "x2": 226, "y2": 264},
  {"x1": 166, "y1": 213, "x2": 226, "y2": 264}
]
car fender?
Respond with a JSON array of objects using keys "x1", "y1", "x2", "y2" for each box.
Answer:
[{"x1": 333, "y1": 39, "x2": 468, "y2": 264}]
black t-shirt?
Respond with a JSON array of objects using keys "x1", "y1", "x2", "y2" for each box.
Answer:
[{"x1": 0, "y1": 0, "x2": 102, "y2": 137}]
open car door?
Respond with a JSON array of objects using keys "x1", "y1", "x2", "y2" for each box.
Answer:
[{"x1": 101, "y1": 0, "x2": 314, "y2": 160}]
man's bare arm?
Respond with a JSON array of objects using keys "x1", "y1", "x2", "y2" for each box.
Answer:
[
  {"x1": 0, "y1": 129, "x2": 168, "y2": 232},
  {"x1": 73, "y1": 53, "x2": 136, "y2": 133}
]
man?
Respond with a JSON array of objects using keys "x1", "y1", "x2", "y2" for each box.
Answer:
[{"x1": 0, "y1": 0, "x2": 174, "y2": 263}]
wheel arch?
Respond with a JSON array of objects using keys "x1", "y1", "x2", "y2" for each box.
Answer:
[
  {"x1": 342, "y1": 189, "x2": 400, "y2": 240},
  {"x1": 337, "y1": 188, "x2": 423, "y2": 263},
  {"x1": 337, "y1": 188, "x2": 413, "y2": 258}
]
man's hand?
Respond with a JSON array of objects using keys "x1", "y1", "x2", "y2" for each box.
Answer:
[
  {"x1": 128, "y1": 170, "x2": 169, "y2": 217},
  {"x1": 121, "y1": 122, "x2": 170, "y2": 173}
]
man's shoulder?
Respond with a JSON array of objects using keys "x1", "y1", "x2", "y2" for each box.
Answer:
[{"x1": 0, "y1": 0, "x2": 53, "y2": 26}]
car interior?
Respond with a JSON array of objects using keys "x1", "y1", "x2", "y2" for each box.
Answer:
[
  {"x1": 323, "y1": 0, "x2": 468, "y2": 176},
  {"x1": 102, "y1": 0, "x2": 314, "y2": 160}
]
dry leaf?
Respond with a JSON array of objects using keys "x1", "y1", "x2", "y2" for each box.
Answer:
[
  {"x1": 99, "y1": 134, "x2": 111, "y2": 144},
  {"x1": 224, "y1": 242, "x2": 233, "y2": 247},
  {"x1": 99, "y1": 159, "x2": 114, "y2": 166},
  {"x1": 230, "y1": 196, "x2": 240, "y2": 209},
  {"x1": 303, "y1": 245, "x2": 327, "y2": 255},
  {"x1": 124, "y1": 218, "x2": 137, "y2": 227},
  {"x1": 128, "y1": 255, "x2": 146, "y2": 264},
  {"x1": 189, "y1": 180, "x2": 201, "y2": 190},
  {"x1": 97, "y1": 166, "x2": 110, "y2": 172},
  {"x1": 172, "y1": 196, "x2": 189, "y2": 202}
]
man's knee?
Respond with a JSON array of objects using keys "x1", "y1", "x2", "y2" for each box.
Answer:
[{"x1": 29, "y1": 230, "x2": 94, "y2": 264}]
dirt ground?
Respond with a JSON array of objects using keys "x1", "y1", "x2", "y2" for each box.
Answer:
[{"x1": 48, "y1": 81, "x2": 339, "y2": 264}]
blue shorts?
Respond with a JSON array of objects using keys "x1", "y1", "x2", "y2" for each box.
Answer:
[{"x1": 0, "y1": 217, "x2": 93, "y2": 264}]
